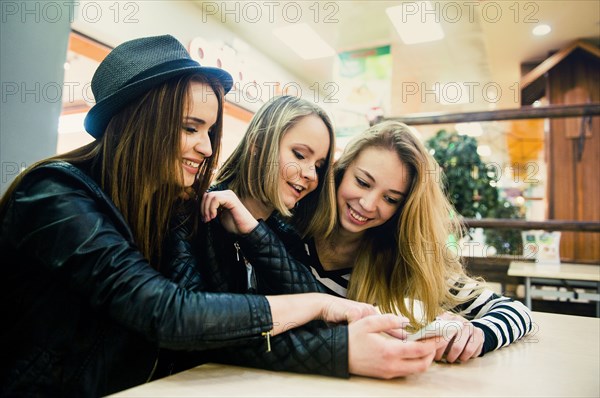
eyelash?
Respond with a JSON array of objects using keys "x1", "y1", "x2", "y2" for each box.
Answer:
[
  {"x1": 293, "y1": 150, "x2": 305, "y2": 160},
  {"x1": 355, "y1": 177, "x2": 401, "y2": 205},
  {"x1": 183, "y1": 126, "x2": 215, "y2": 139},
  {"x1": 356, "y1": 177, "x2": 369, "y2": 188},
  {"x1": 293, "y1": 149, "x2": 325, "y2": 174}
]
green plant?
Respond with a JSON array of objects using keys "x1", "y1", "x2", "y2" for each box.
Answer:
[
  {"x1": 485, "y1": 200, "x2": 524, "y2": 255},
  {"x1": 425, "y1": 129, "x2": 523, "y2": 255}
]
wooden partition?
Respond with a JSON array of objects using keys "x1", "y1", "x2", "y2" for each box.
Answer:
[{"x1": 522, "y1": 41, "x2": 600, "y2": 263}]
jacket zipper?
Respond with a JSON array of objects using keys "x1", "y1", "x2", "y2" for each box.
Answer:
[
  {"x1": 234, "y1": 242, "x2": 268, "y2": 350},
  {"x1": 234, "y1": 241, "x2": 251, "y2": 266},
  {"x1": 234, "y1": 241, "x2": 241, "y2": 262},
  {"x1": 233, "y1": 241, "x2": 257, "y2": 292}
]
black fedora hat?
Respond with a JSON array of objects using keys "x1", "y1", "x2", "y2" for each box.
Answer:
[{"x1": 84, "y1": 34, "x2": 234, "y2": 138}]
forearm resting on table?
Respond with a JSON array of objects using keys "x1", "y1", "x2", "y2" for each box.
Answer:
[{"x1": 266, "y1": 293, "x2": 329, "y2": 336}]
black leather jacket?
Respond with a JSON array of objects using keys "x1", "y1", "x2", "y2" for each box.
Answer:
[
  {"x1": 193, "y1": 182, "x2": 350, "y2": 378},
  {"x1": 0, "y1": 162, "x2": 273, "y2": 397}
]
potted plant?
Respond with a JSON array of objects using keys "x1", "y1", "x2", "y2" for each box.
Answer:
[{"x1": 426, "y1": 129, "x2": 523, "y2": 255}]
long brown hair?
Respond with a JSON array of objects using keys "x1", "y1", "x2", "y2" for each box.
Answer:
[
  {"x1": 216, "y1": 95, "x2": 336, "y2": 237},
  {"x1": 0, "y1": 73, "x2": 224, "y2": 268},
  {"x1": 331, "y1": 121, "x2": 484, "y2": 328}
]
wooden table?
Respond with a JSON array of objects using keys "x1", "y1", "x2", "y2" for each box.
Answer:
[
  {"x1": 111, "y1": 312, "x2": 599, "y2": 397},
  {"x1": 508, "y1": 261, "x2": 600, "y2": 315}
]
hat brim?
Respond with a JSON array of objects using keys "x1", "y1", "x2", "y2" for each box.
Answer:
[{"x1": 84, "y1": 64, "x2": 233, "y2": 138}]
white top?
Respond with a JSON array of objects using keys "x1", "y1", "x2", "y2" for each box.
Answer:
[
  {"x1": 508, "y1": 261, "x2": 600, "y2": 282},
  {"x1": 110, "y1": 312, "x2": 600, "y2": 398}
]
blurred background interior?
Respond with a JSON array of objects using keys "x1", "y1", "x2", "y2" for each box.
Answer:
[{"x1": 1, "y1": 0, "x2": 599, "y2": 316}]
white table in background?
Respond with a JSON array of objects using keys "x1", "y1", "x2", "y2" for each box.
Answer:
[{"x1": 508, "y1": 261, "x2": 600, "y2": 316}]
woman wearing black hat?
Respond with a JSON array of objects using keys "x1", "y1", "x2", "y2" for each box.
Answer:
[{"x1": 0, "y1": 35, "x2": 378, "y2": 397}]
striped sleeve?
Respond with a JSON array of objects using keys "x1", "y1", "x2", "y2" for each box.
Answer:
[{"x1": 451, "y1": 284, "x2": 533, "y2": 355}]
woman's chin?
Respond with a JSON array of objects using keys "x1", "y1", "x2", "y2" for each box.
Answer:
[{"x1": 282, "y1": 196, "x2": 298, "y2": 210}]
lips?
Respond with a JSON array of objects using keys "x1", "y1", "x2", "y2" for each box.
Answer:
[
  {"x1": 287, "y1": 182, "x2": 306, "y2": 198},
  {"x1": 346, "y1": 204, "x2": 371, "y2": 225},
  {"x1": 182, "y1": 158, "x2": 202, "y2": 174}
]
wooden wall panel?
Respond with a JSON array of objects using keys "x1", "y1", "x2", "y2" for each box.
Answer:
[{"x1": 547, "y1": 49, "x2": 600, "y2": 262}]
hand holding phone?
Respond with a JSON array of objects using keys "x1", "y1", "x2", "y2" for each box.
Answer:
[{"x1": 406, "y1": 319, "x2": 463, "y2": 341}]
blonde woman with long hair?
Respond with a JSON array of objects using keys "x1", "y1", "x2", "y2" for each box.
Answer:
[
  {"x1": 199, "y1": 97, "x2": 442, "y2": 379},
  {"x1": 249, "y1": 121, "x2": 533, "y2": 365}
]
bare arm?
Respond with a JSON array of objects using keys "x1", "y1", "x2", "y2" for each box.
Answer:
[{"x1": 266, "y1": 292, "x2": 376, "y2": 336}]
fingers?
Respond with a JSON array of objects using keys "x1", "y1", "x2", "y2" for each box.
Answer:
[
  {"x1": 348, "y1": 317, "x2": 438, "y2": 379},
  {"x1": 457, "y1": 326, "x2": 484, "y2": 363},
  {"x1": 321, "y1": 296, "x2": 381, "y2": 324},
  {"x1": 379, "y1": 349, "x2": 436, "y2": 379},
  {"x1": 434, "y1": 335, "x2": 454, "y2": 362},
  {"x1": 401, "y1": 338, "x2": 439, "y2": 360},
  {"x1": 435, "y1": 342, "x2": 447, "y2": 361},
  {"x1": 444, "y1": 325, "x2": 469, "y2": 363},
  {"x1": 384, "y1": 327, "x2": 409, "y2": 340},
  {"x1": 344, "y1": 303, "x2": 379, "y2": 323},
  {"x1": 201, "y1": 192, "x2": 223, "y2": 222},
  {"x1": 434, "y1": 322, "x2": 484, "y2": 363},
  {"x1": 354, "y1": 313, "x2": 408, "y2": 333},
  {"x1": 201, "y1": 190, "x2": 258, "y2": 234}
]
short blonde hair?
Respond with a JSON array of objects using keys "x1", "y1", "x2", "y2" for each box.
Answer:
[{"x1": 217, "y1": 95, "x2": 336, "y2": 237}]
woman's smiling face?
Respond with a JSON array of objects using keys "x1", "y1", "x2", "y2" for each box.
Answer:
[
  {"x1": 179, "y1": 82, "x2": 218, "y2": 187},
  {"x1": 337, "y1": 146, "x2": 411, "y2": 235},
  {"x1": 277, "y1": 115, "x2": 330, "y2": 209}
]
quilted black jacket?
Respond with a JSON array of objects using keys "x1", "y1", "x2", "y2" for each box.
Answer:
[
  {"x1": 0, "y1": 161, "x2": 273, "y2": 397},
  {"x1": 189, "y1": 182, "x2": 350, "y2": 378}
]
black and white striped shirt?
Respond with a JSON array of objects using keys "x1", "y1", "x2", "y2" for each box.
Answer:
[{"x1": 302, "y1": 240, "x2": 533, "y2": 354}]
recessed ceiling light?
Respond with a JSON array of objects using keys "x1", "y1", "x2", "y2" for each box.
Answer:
[
  {"x1": 273, "y1": 23, "x2": 335, "y2": 59},
  {"x1": 533, "y1": 24, "x2": 551, "y2": 36},
  {"x1": 386, "y1": 2, "x2": 444, "y2": 44}
]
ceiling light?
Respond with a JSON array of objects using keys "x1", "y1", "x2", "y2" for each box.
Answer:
[
  {"x1": 533, "y1": 24, "x2": 551, "y2": 36},
  {"x1": 273, "y1": 23, "x2": 335, "y2": 59},
  {"x1": 386, "y1": 2, "x2": 444, "y2": 44}
]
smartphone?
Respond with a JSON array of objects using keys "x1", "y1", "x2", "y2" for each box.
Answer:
[{"x1": 406, "y1": 319, "x2": 463, "y2": 341}]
